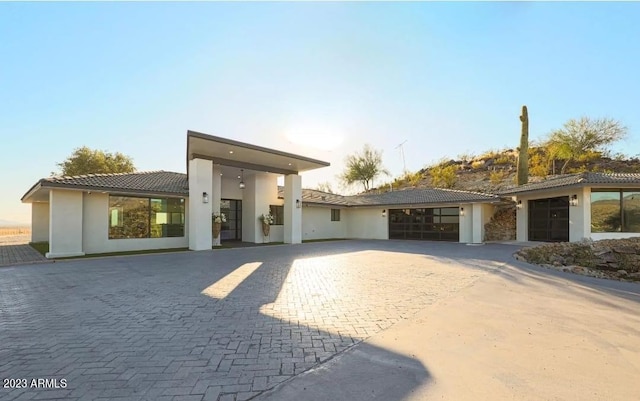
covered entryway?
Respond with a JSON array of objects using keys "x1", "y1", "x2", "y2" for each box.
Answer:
[
  {"x1": 528, "y1": 196, "x2": 569, "y2": 242},
  {"x1": 389, "y1": 207, "x2": 459, "y2": 241}
]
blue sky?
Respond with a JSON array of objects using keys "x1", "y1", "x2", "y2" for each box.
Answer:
[{"x1": 2, "y1": 2, "x2": 640, "y2": 224}]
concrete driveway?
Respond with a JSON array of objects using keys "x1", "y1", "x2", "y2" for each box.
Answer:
[{"x1": 0, "y1": 240, "x2": 638, "y2": 401}]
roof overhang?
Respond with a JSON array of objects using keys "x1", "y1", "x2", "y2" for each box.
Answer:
[
  {"x1": 22, "y1": 181, "x2": 187, "y2": 203},
  {"x1": 502, "y1": 182, "x2": 640, "y2": 197},
  {"x1": 186, "y1": 131, "x2": 330, "y2": 175}
]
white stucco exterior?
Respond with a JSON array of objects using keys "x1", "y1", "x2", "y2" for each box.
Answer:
[
  {"x1": 31, "y1": 202, "x2": 49, "y2": 243},
  {"x1": 48, "y1": 189, "x2": 84, "y2": 258},
  {"x1": 83, "y1": 192, "x2": 188, "y2": 254},
  {"x1": 346, "y1": 207, "x2": 388, "y2": 240},
  {"x1": 301, "y1": 206, "x2": 347, "y2": 240}
]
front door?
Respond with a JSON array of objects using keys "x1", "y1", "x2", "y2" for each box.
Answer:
[
  {"x1": 528, "y1": 196, "x2": 569, "y2": 242},
  {"x1": 220, "y1": 199, "x2": 242, "y2": 241}
]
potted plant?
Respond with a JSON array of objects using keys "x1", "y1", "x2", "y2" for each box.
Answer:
[
  {"x1": 259, "y1": 213, "x2": 274, "y2": 237},
  {"x1": 212, "y1": 212, "x2": 226, "y2": 239}
]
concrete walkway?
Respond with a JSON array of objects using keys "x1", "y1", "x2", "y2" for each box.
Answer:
[
  {"x1": 256, "y1": 249, "x2": 640, "y2": 401},
  {"x1": 0, "y1": 243, "x2": 48, "y2": 267}
]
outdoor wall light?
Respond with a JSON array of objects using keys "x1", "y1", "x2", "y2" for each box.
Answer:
[
  {"x1": 239, "y1": 169, "x2": 245, "y2": 189},
  {"x1": 382, "y1": 209, "x2": 387, "y2": 218},
  {"x1": 516, "y1": 200, "x2": 523, "y2": 209},
  {"x1": 296, "y1": 199, "x2": 301, "y2": 208},
  {"x1": 570, "y1": 194, "x2": 578, "y2": 207},
  {"x1": 460, "y1": 207, "x2": 465, "y2": 216},
  {"x1": 202, "y1": 192, "x2": 209, "y2": 204}
]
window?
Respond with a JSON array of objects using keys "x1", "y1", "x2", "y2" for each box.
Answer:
[
  {"x1": 331, "y1": 209, "x2": 341, "y2": 221},
  {"x1": 109, "y1": 196, "x2": 185, "y2": 239},
  {"x1": 591, "y1": 189, "x2": 640, "y2": 233},
  {"x1": 269, "y1": 205, "x2": 284, "y2": 225}
]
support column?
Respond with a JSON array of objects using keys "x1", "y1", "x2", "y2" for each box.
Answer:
[
  {"x1": 47, "y1": 189, "x2": 84, "y2": 258},
  {"x1": 212, "y1": 165, "x2": 222, "y2": 246},
  {"x1": 188, "y1": 158, "x2": 213, "y2": 251},
  {"x1": 471, "y1": 203, "x2": 484, "y2": 244},
  {"x1": 515, "y1": 196, "x2": 528, "y2": 242},
  {"x1": 284, "y1": 174, "x2": 302, "y2": 244}
]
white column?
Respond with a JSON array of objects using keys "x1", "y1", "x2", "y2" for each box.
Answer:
[
  {"x1": 284, "y1": 174, "x2": 302, "y2": 244},
  {"x1": 458, "y1": 203, "x2": 472, "y2": 243},
  {"x1": 31, "y1": 202, "x2": 49, "y2": 243},
  {"x1": 471, "y1": 203, "x2": 484, "y2": 244},
  {"x1": 47, "y1": 189, "x2": 84, "y2": 258},
  {"x1": 515, "y1": 196, "x2": 528, "y2": 242},
  {"x1": 241, "y1": 172, "x2": 278, "y2": 243},
  {"x1": 188, "y1": 158, "x2": 213, "y2": 251},
  {"x1": 212, "y1": 165, "x2": 222, "y2": 246}
]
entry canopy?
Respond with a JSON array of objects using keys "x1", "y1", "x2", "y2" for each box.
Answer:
[{"x1": 187, "y1": 131, "x2": 330, "y2": 175}]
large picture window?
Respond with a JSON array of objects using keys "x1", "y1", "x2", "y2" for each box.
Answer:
[
  {"x1": 591, "y1": 189, "x2": 640, "y2": 233},
  {"x1": 109, "y1": 196, "x2": 185, "y2": 239}
]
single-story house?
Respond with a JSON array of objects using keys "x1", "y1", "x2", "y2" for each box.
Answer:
[
  {"x1": 500, "y1": 172, "x2": 640, "y2": 242},
  {"x1": 21, "y1": 131, "x2": 506, "y2": 258}
]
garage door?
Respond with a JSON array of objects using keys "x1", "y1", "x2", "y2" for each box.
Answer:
[
  {"x1": 528, "y1": 196, "x2": 569, "y2": 242},
  {"x1": 389, "y1": 207, "x2": 459, "y2": 241}
]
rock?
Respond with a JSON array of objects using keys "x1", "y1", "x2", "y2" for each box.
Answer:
[
  {"x1": 617, "y1": 270, "x2": 629, "y2": 276},
  {"x1": 571, "y1": 266, "x2": 585, "y2": 274},
  {"x1": 612, "y1": 246, "x2": 636, "y2": 254}
]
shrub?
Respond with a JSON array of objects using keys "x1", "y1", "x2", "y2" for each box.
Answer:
[{"x1": 430, "y1": 165, "x2": 457, "y2": 188}]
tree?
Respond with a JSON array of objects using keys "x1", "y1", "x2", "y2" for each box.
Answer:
[
  {"x1": 315, "y1": 181, "x2": 335, "y2": 194},
  {"x1": 340, "y1": 144, "x2": 389, "y2": 191},
  {"x1": 545, "y1": 117, "x2": 627, "y2": 174},
  {"x1": 55, "y1": 146, "x2": 136, "y2": 176}
]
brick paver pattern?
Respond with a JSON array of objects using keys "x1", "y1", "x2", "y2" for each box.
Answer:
[
  {"x1": 0, "y1": 240, "x2": 503, "y2": 401},
  {"x1": 0, "y1": 244, "x2": 48, "y2": 267}
]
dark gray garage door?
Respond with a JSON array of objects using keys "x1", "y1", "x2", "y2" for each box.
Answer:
[
  {"x1": 389, "y1": 207, "x2": 459, "y2": 241},
  {"x1": 528, "y1": 196, "x2": 569, "y2": 242}
]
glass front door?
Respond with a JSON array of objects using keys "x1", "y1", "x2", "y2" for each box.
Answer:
[{"x1": 220, "y1": 199, "x2": 242, "y2": 241}]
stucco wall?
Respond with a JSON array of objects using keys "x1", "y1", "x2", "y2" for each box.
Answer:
[
  {"x1": 48, "y1": 189, "x2": 84, "y2": 258},
  {"x1": 83, "y1": 192, "x2": 189, "y2": 254},
  {"x1": 242, "y1": 173, "x2": 281, "y2": 243},
  {"x1": 346, "y1": 207, "x2": 388, "y2": 239},
  {"x1": 458, "y1": 203, "x2": 473, "y2": 243},
  {"x1": 301, "y1": 206, "x2": 347, "y2": 240},
  {"x1": 31, "y1": 202, "x2": 49, "y2": 243}
]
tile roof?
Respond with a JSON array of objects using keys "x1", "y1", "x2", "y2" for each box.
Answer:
[
  {"x1": 25, "y1": 171, "x2": 503, "y2": 206},
  {"x1": 348, "y1": 187, "x2": 501, "y2": 206},
  {"x1": 280, "y1": 186, "x2": 500, "y2": 206},
  {"x1": 30, "y1": 171, "x2": 189, "y2": 198},
  {"x1": 499, "y1": 172, "x2": 640, "y2": 195}
]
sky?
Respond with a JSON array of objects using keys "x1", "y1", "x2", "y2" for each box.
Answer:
[{"x1": 1, "y1": 2, "x2": 640, "y2": 224}]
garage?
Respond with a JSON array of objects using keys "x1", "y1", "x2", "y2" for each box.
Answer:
[
  {"x1": 528, "y1": 196, "x2": 569, "y2": 242},
  {"x1": 389, "y1": 207, "x2": 459, "y2": 241}
]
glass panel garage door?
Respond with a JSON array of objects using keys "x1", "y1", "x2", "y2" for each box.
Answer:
[
  {"x1": 528, "y1": 196, "x2": 569, "y2": 242},
  {"x1": 389, "y1": 207, "x2": 459, "y2": 241}
]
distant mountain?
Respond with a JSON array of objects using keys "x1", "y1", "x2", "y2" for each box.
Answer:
[{"x1": 0, "y1": 219, "x2": 29, "y2": 228}]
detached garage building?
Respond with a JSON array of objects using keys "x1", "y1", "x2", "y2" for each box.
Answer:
[{"x1": 501, "y1": 172, "x2": 640, "y2": 243}]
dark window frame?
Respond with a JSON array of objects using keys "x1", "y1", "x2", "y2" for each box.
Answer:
[
  {"x1": 108, "y1": 195, "x2": 185, "y2": 239},
  {"x1": 591, "y1": 189, "x2": 640, "y2": 233},
  {"x1": 269, "y1": 205, "x2": 284, "y2": 225},
  {"x1": 331, "y1": 209, "x2": 341, "y2": 222}
]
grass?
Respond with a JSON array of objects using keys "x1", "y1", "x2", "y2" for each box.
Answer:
[
  {"x1": 29, "y1": 242, "x2": 49, "y2": 256},
  {"x1": 29, "y1": 242, "x2": 189, "y2": 259}
]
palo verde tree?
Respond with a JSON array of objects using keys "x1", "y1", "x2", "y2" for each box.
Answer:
[
  {"x1": 55, "y1": 146, "x2": 136, "y2": 176},
  {"x1": 340, "y1": 144, "x2": 389, "y2": 192},
  {"x1": 545, "y1": 117, "x2": 627, "y2": 174}
]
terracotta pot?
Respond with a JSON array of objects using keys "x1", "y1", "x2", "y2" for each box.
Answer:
[
  {"x1": 262, "y1": 222, "x2": 270, "y2": 237},
  {"x1": 213, "y1": 222, "x2": 221, "y2": 239}
]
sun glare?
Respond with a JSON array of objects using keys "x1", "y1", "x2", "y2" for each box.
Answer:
[
  {"x1": 285, "y1": 126, "x2": 344, "y2": 151},
  {"x1": 201, "y1": 262, "x2": 263, "y2": 300}
]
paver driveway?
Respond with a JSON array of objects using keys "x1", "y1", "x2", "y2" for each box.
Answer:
[{"x1": 0, "y1": 240, "x2": 513, "y2": 401}]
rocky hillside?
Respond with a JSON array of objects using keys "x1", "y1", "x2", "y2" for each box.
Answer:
[{"x1": 384, "y1": 148, "x2": 640, "y2": 194}]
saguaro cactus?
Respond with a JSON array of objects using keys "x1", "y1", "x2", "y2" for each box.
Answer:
[{"x1": 517, "y1": 105, "x2": 529, "y2": 186}]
